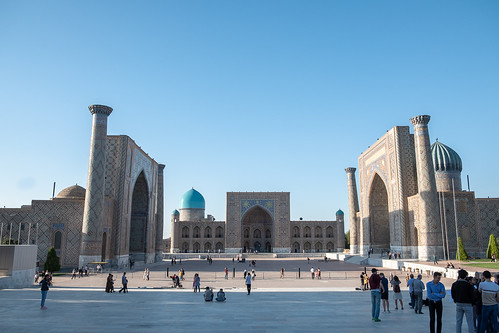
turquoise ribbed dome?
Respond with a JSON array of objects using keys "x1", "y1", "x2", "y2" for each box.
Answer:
[
  {"x1": 172, "y1": 209, "x2": 179, "y2": 216},
  {"x1": 336, "y1": 209, "x2": 344, "y2": 216},
  {"x1": 431, "y1": 140, "x2": 462, "y2": 172},
  {"x1": 180, "y1": 188, "x2": 205, "y2": 209}
]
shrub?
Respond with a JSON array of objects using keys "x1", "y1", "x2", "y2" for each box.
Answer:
[
  {"x1": 456, "y1": 237, "x2": 468, "y2": 261},
  {"x1": 487, "y1": 234, "x2": 499, "y2": 259},
  {"x1": 44, "y1": 247, "x2": 61, "y2": 273}
]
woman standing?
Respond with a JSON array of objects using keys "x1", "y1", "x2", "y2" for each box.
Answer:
[
  {"x1": 193, "y1": 273, "x2": 200, "y2": 293},
  {"x1": 390, "y1": 275, "x2": 404, "y2": 310},
  {"x1": 39, "y1": 274, "x2": 51, "y2": 310}
]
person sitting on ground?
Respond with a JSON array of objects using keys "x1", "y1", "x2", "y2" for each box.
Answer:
[
  {"x1": 204, "y1": 287, "x2": 213, "y2": 302},
  {"x1": 216, "y1": 288, "x2": 226, "y2": 302}
]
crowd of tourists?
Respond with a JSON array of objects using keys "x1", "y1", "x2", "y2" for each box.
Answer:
[{"x1": 368, "y1": 267, "x2": 499, "y2": 333}]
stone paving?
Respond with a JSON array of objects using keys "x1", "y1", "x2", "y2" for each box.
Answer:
[{"x1": 0, "y1": 258, "x2": 468, "y2": 332}]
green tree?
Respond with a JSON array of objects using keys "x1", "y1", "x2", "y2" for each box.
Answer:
[
  {"x1": 345, "y1": 230, "x2": 350, "y2": 249},
  {"x1": 486, "y1": 234, "x2": 499, "y2": 259},
  {"x1": 1, "y1": 237, "x2": 18, "y2": 244},
  {"x1": 456, "y1": 237, "x2": 468, "y2": 261},
  {"x1": 44, "y1": 247, "x2": 60, "y2": 273}
]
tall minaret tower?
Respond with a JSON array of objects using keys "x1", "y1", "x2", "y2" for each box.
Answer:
[
  {"x1": 170, "y1": 210, "x2": 180, "y2": 253},
  {"x1": 410, "y1": 115, "x2": 441, "y2": 261},
  {"x1": 155, "y1": 164, "x2": 165, "y2": 261},
  {"x1": 335, "y1": 209, "x2": 345, "y2": 252},
  {"x1": 79, "y1": 104, "x2": 113, "y2": 267},
  {"x1": 345, "y1": 167, "x2": 360, "y2": 254}
]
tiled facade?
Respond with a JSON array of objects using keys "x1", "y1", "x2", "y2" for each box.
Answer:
[
  {"x1": 347, "y1": 115, "x2": 499, "y2": 260},
  {"x1": 0, "y1": 105, "x2": 163, "y2": 268},
  {"x1": 170, "y1": 192, "x2": 344, "y2": 253}
]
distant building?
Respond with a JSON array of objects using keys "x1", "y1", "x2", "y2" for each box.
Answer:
[
  {"x1": 0, "y1": 105, "x2": 164, "y2": 268},
  {"x1": 346, "y1": 115, "x2": 499, "y2": 260},
  {"x1": 170, "y1": 189, "x2": 344, "y2": 253}
]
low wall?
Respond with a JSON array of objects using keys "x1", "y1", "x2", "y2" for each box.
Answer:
[{"x1": 0, "y1": 245, "x2": 37, "y2": 289}]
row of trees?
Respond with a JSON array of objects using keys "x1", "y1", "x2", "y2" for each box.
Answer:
[{"x1": 345, "y1": 230, "x2": 499, "y2": 261}]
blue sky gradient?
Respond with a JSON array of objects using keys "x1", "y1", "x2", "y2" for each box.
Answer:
[{"x1": 1, "y1": 1, "x2": 498, "y2": 237}]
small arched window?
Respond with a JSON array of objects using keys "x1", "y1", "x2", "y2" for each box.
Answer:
[{"x1": 54, "y1": 231, "x2": 62, "y2": 250}]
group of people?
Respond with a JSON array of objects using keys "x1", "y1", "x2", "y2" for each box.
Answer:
[
  {"x1": 369, "y1": 267, "x2": 499, "y2": 333},
  {"x1": 310, "y1": 267, "x2": 321, "y2": 279},
  {"x1": 203, "y1": 287, "x2": 226, "y2": 302},
  {"x1": 70, "y1": 266, "x2": 89, "y2": 279},
  {"x1": 142, "y1": 268, "x2": 150, "y2": 280}
]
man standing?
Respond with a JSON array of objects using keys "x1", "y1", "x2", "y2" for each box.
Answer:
[
  {"x1": 311, "y1": 267, "x2": 315, "y2": 279},
  {"x1": 478, "y1": 270, "x2": 499, "y2": 333},
  {"x1": 427, "y1": 272, "x2": 446, "y2": 333},
  {"x1": 380, "y1": 273, "x2": 390, "y2": 313},
  {"x1": 407, "y1": 273, "x2": 415, "y2": 309},
  {"x1": 119, "y1": 272, "x2": 128, "y2": 293},
  {"x1": 413, "y1": 274, "x2": 425, "y2": 314},
  {"x1": 224, "y1": 267, "x2": 228, "y2": 280},
  {"x1": 451, "y1": 269, "x2": 475, "y2": 333},
  {"x1": 368, "y1": 268, "x2": 384, "y2": 322},
  {"x1": 245, "y1": 270, "x2": 252, "y2": 295}
]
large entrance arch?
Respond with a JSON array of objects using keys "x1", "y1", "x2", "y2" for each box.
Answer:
[
  {"x1": 241, "y1": 206, "x2": 273, "y2": 252},
  {"x1": 130, "y1": 171, "x2": 149, "y2": 261},
  {"x1": 369, "y1": 174, "x2": 390, "y2": 250}
]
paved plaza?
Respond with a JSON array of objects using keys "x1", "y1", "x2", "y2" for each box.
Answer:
[{"x1": 1, "y1": 258, "x2": 469, "y2": 332}]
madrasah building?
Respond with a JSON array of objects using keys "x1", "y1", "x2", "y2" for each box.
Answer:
[
  {"x1": 0, "y1": 105, "x2": 164, "y2": 268},
  {"x1": 169, "y1": 189, "x2": 345, "y2": 254},
  {"x1": 346, "y1": 114, "x2": 499, "y2": 260}
]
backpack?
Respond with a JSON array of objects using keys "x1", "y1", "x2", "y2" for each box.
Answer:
[{"x1": 394, "y1": 284, "x2": 401, "y2": 293}]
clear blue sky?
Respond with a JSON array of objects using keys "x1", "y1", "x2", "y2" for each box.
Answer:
[{"x1": 1, "y1": 1, "x2": 498, "y2": 238}]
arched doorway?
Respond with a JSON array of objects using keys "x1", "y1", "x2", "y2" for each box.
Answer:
[
  {"x1": 241, "y1": 206, "x2": 273, "y2": 253},
  {"x1": 101, "y1": 232, "x2": 107, "y2": 261},
  {"x1": 369, "y1": 174, "x2": 390, "y2": 250},
  {"x1": 129, "y1": 171, "x2": 149, "y2": 261}
]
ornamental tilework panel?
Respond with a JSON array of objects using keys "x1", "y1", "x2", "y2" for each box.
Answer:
[{"x1": 241, "y1": 199, "x2": 275, "y2": 219}]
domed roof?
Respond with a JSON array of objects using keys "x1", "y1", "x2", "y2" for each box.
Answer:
[
  {"x1": 172, "y1": 209, "x2": 180, "y2": 216},
  {"x1": 336, "y1": 209, "x2": 344, "y2": 216},
  {"x1": 431, "y1": 140, "x2": 462, "y2": 172},
  {"x1": 56, "y1": 185, "x2": 86, "y2": 199},
  {"x1": 180, "y1": 188, "x2": 205, "y2": 209}
]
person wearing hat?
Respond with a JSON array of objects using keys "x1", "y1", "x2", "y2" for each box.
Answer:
[{"x1": 368, "y1": 268, "x2": 385, "y2": 322}]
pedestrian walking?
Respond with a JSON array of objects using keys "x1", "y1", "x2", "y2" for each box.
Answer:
[
  {"x1": 413, "y1": 274, "x2": 425, "y2": 314},
  {"x1": 427, "y1": 272, "x2": 446, "y2": 333},
  {"x1": 368, "y1": 268, "x2": 384, "y2": 322},
  {"x1": 280, "y1": 268, "x2": 285, "y2": 279},
  {"x1": 193, "y1": 273, "x2": 200, "y2": 293},
  {"x1": 119, "y1": 272, "x2": 128, "y2": 293},
  {"x1": 380, "y1": 273, "x2": 390, "y2": 313},
  {"x1": 478, "y1": 270, "x2": 499, "y2": 333},
  {"x1": 390, "y1": 275, "x2": 404, "y2": 310},
  {"x1": 311, "y1": 267, "x2": 315, "y2": 279},
  {"x1": 451, "y1": 269, "x2": 475, "y2": 333},
  {"x1": 224, "y1": 267, "x2": 228, "y2": 280},
  {"x1": 246, "y1": 270, "x2": 252, "y2": 295},
  {"x1": 407, "y1": 273, "x2": 415, "y2": 308},
  {"x1": 39, "y1": 274, "x2": 51, "y2": 310}
]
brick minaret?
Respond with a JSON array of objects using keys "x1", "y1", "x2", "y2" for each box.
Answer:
[
  {"x1": 79, "y1": 104, "x2": 113, "y2": 267},
  {"x1": 155, "y1": 164, "x2": 165, "y2": 260},
  {"x1": 345, "y1": 167, "x2": 360, "y2": 254},
  {"x1": 410, "y1": 115, "x2": 441, "y2": 261}
]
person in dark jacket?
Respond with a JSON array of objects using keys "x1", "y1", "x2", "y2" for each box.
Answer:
[
  {"x1": 39, "y1": 274, "x2": 51, "y2": 310},
  {"x1": 451, "y1": 269, "x2": 475, "y2": 333}
]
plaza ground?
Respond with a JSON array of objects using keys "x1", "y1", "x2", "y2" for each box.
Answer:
[{"x1": 1, "y1": 257, "x2": 475, "y2": 332}]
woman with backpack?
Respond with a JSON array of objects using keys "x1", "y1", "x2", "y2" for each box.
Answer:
[{"x1": 391, "y1": 275, "x2": 404, "y2": 310}]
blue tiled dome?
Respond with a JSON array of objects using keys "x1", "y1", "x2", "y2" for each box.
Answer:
[
  {"x1": 336, "y1": 209, "x2": 344, "y2": 216},
  {"x1": 180, "y1": 188, "x2": 205, "y2": 209},
  {"x1": 172, "y1": 209, "x2": 180, "y2": 216},
  {"x1": 431, "y1": 140, "x2": 462, "y2": 172}
]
